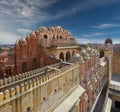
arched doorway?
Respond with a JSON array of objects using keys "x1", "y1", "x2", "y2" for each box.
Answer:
[
  {"x1": 32, "y1": 58, "x2": 37, "y2": 70},
  {"x1": 22, "y1": 62, "x2": 27, "y2": 73},
  {"x1": 66, "y1": 51, "x2": 71, "y2": 62},
  {"x1": 60, "y1": 36, "x2": 62, "y2": 39},
  {"x1": 100, "y1": 50, "x2": 104, "y2": 58},
  {"x1": 59, "y1": 52, "x2": 64, "y2": 61},
  {"x1": 5, "y1": 68, "x2": 12, "y2": 78}
]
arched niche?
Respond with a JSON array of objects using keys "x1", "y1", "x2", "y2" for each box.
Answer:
[
  {"x1": 22, "y1": 62, "x2": 27, "y2": 73},
  {"x1": 32, "y1": 58, "x2": 37, "y2": 70},
  {"x1": 59, "y1": 52, "x2": 64, "y2": 61},
  {"x1": 100, "y1": 50, "x2": 104, "y2": 58},
  {"x1": 66, "y1": 51, "x2": 71, "y2": 62}
]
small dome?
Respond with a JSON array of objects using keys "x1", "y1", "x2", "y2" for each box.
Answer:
[
  {"x1": 87, "y1": 47, "x2": 91, "y2": 51},
  {"x1": 35, "y1": 30, "x2": 39, "y2": 36},
  {"x1": 19, "y1": 38, "x2": 27, "y2": 45},
  {"x1": 56, "y1": 26, "x2": 62, "y2": 29},
  {"x1": 105, "y1": 38, "x2": 113, "y2": 45},
  {"x1": 82, "y1": 49, "x2": 87, "y2": 54},
  {"x1": 39, "y1": 27, "x2": 47, "y2": 31},
  {"x1": 30, "y1": 32, "x2": 37, "y2": 39},
  {"x1": 75, "y1": 53, "x2": 80, "y2": 58},
  {"x1": 14, "y1": 41, "x2": 20, "y2": 48},
  {"x1": 26, "y1": 35, "x2": 30, "y2": 41}
]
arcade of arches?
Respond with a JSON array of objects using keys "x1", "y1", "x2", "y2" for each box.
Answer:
[
  {"x1": 46, "y1": 46, "x2": 77, "y2": 62},
  {"x1": 59, "y1": 50, "x2": 76, "y2": 62}
]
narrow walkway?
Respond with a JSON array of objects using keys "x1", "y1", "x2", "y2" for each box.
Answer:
[{"x1": 93, "y1": 85, "x2": 107, "y2": 112}]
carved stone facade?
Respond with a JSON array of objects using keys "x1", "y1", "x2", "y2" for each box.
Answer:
[
  {"x1": 0, "y1": 26, "x2": 78, "y2": 78},
  {"x1": 0, "y1": 27, "x2": 117, "y2": 112}
]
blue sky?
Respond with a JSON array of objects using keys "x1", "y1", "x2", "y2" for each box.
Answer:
[{"x1": 0, "y1": 0, "x2": 120, "y2": 44}]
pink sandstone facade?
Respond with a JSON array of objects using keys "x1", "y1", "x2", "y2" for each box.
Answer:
[
  {"x1": 0, "y1": 26, "x2": 116, "y2": 112},
  {"x1": 0, "y1": 26, "x2": 77, "y2": 78}
]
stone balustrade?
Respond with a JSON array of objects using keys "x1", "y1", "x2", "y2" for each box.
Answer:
[
  {"x1": 40, "y1": 38, "x2": 78, "y2": 47},
  {"x1": 0, "y1": 62, "x2": 79, "y2": 106},
  {"x1": 0, "y1": 63, "x2": 61, "y2": 87}
]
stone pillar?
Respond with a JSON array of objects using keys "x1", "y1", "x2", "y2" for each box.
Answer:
[
  {"x1": 12, "y1": 100, "x2": 16, "y2": 112},
  {"x1": 33, "y1": 89, "x2": 37, "y2": 112},
  {"x1": 64, "y1": 52, "x2": 66, "y2": 62},
  {"x1": 16, "y1": 98, "x2": 21, "y2": 112},
  {"x1": 36, "y1": 87, "x2": 40, "y2": 111}
]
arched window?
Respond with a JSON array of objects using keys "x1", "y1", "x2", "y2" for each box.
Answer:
[
  {"x1": 22, "y1": 62, "x2": 27, "y2": 73},
  {"x1": 32, "y1": 58, "x2": 37, "y2": 70},
  {"x1": 43, "y1": 34, "x2": 48, "y2": 39},
  {"x1": 59, "y1": 52, "x2": 64, "y2": 61},
  {"x1": 66, "y1": 51, "x2": 71, "y2": 62},
  {"x1": 60, "y1": 36, "x2": 62, "y2": 39},
  {"x1": 57, "y1": 35, "x2": 59, "y2": 39}
]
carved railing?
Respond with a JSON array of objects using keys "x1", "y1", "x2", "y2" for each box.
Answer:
[
  {"x1": 0, "y1": 63, "x2": 79, "y2": 106},
  {"x1": 40, "y1": 38, "x2": 78, "y2": 47}
]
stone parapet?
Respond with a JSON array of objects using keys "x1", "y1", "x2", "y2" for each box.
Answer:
[{"x1": 0, "y1": 62, "x2": 79, "y2": 107}]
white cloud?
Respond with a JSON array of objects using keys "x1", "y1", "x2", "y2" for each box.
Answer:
[
  {"x1": 83, "y1": 32, "x2": 106, "y2": 37},
  {"x1": 52, "y1": 0, "x2": 119, "y2": 20},
  {"x1": 0, "y1": 0, "x2": 119, "y2": 26},
  {"x1": 113, "y1": 38, "x2": 120, "y2": 43},
  {"x1": 0, "y1": 0, "x2": 59, "y2": 26},
  {"x1": 0, "y1": 31, "x2": 21, "y2": 44},
  {"x1": 90, "y1": 23, "x2": 120, "y2": 29},
  {"x1": 0, "y1": 0, "x2": 120, "y2": 43},
  {"x1": 0, "y1": 0, "x2": 59, "y2": 43},
  {"x1": 17, "y1": 28, "x2": 32, "y2": 35},
  {"x1": 113, "y1": 16, "x2": 120, "y2": 20},
  {"x1": 76, "y1": 38, "x2": 104, "y2": 44}
]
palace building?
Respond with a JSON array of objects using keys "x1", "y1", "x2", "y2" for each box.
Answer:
[{"x1": 0, "y1": 26, "x2": 120, "y2": 112}]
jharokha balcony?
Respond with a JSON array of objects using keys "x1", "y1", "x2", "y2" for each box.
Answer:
[{"x1": 40, "y1": 38, "x2": 78, "y2": 47}]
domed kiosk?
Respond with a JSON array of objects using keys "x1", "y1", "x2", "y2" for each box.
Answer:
[{"x1": 105, "y1": 38, "x2": 113, "y2": 45}]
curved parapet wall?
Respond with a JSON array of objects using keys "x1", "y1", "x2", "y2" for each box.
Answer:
[{"x1": 14, "y1": 26, "x2": 78, "y2": 49}]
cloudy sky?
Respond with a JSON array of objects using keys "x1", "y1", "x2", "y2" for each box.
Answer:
[{"x1": 0, "y1": 0, "x2": 120, "y2": 44}]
